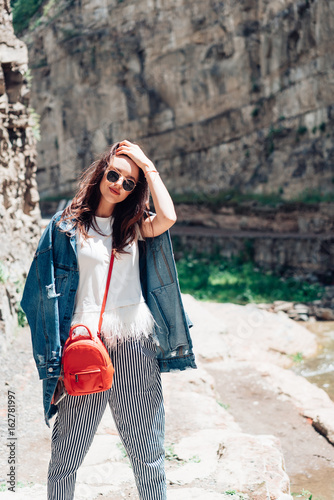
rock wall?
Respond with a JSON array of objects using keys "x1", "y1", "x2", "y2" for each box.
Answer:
[
  {"x1": 172, "y1": 200, "x2": 334, "y2": 283},
  {"x1": 23, "y1": 0, "x2": 334, "y2": 204},
  {"x1": 0, "y1": 0, "x2": 40, "y2": 350}
]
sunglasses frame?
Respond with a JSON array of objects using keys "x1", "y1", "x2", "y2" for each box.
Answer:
[{"x1": 106, "y1": 167, "x2": 137, "y2": 192}]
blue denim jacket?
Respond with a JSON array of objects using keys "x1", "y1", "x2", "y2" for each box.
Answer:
[{"x1": 21, "y1": 211, "x2": 196, "y2": 425}]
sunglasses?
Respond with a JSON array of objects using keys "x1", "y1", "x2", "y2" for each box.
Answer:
[{"x1": 106, "y1": 168, "x2": 136, "y2": 192}]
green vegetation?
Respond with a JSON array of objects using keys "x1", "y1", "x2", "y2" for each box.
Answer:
[
  {"x1": 171, "y1": 186, "x2": 334, "y2": 210},
  {"x1": 176, "y1": 252, "x2": 324, "y2": 305},
  {"x1": 0, "y1": 261, "x2": 8, "y2": 284},
  {"x1": 319, "y1": 122, "x2": 326, "y2": 132},
  {"x1": 165, "y1": 444, "x2": 181, "y2": 462},
  {"x1": 1, "y1": 480, "x2": 40, "y2": 492},
  {"x1": 251, "y1": 78, "x2": 261, "y2": 93},
  {"x1": 165, "y1": 444, "x2": 200, "y2": 464},
  {"x1": 223, "y1": 491, "x2": 246, "y2": 499},
  {"x1": 295, "y1": 187, "x2": 334, "y2": 203},
  {"x1": 116, "y1": 442, "x2": 128, "y2": 459},
  {"x1": 306, "y1": 122, "x2": 326, "y2": 135},
  {"x1": 43, "y1": 0, "x2": 56, "y2": 17},
  {"x1": 23, "y1": 68, "x2": 33, "y2": 88},
  {"x1": 289, "y1": 352, "x2": 304, "y2": 363},
  {"x1": 292, "y1": 488, "x2": 324, "y2": 500},
  {"x1": 297, "y1": 125, "x2": 308, "y2": 135},
  {"x1": 265, "y1": 124, "x2": 286, "y2": 155},
  {"x1": 11, "y1": 0, "x2": 60, "y2": 33},
  {"x1": 10, "y1": 0, "x2": 46, "y2": 33},
  {"x1": 171, "y1": 189, "x2": 284, "y2": 208},
  {"x1": 251, "y1": 107, "x2": 260, "y2": 118},
  {"x1": 217, "y1": 401, "x2": 230, "y2": 410},
  {"x1": 0, "y1": 263, "x2": 27, "y2": 327},
  {"x1": 17, "y1": 304, "x2": 27, "y2": 327},
  {"x1": 28, "y1": 107, "x2": 41, "y2": 141}
]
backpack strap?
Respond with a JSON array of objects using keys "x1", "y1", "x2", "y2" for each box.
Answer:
[{"x1": 97, "y1": 249, "x2": 116, "y2": 338}]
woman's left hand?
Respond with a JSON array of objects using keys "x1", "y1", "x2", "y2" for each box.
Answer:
[
  {"x1": 116, "y1": 140, "x2": 176, "y2": 238},
  {"x1": 116, "y1": 140, "x2": 155, "y2": 172}
]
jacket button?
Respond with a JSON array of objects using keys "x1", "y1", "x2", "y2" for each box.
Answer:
[{"x1": 48, "y1": 367, "x2": 53, "y2": 372}]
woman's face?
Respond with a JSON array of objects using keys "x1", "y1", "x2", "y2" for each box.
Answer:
[{"x1": 97, "y1": 155, "x2": 140, "y2": 217}]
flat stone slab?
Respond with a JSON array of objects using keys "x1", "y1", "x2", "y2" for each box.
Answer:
[
  {"x1": 182, "y1": 294, "x2": 318, "y2": 367},
  {"x1": 166, "y1": 429, "x2": 291, "y2": 499}
]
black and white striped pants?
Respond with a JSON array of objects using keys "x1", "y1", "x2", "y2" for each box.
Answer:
[{"x1": 47, "y1": 337, "x2": 166, "y2": 499}]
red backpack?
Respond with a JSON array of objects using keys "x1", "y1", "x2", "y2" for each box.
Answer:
[
  {"x1": 61, "y1": 250, "x2": 116, "y2": 396},
  {"x1": 61, "y1": 324, "x2": 114, "y2": 395}
]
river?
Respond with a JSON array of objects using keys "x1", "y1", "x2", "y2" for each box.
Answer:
[{"x1": 292, "y1": 320, "x2": 334, "y2": 401}]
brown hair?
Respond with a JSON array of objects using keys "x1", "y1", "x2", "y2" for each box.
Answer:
[{"x1": 58, "y1": 142, "x2": 150, "y2": 253}]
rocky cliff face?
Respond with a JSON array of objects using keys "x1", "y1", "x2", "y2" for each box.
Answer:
[
  {"x1": 24, "y1": 0, "x2": 334, "y2": 204},
  {"x1": 0, "y1": 0, "x2": 40, "y2": 349}
]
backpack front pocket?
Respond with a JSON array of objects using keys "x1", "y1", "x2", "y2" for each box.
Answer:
[{"x1": 68, "y1": 368, "x2": 104, "y2": 394}]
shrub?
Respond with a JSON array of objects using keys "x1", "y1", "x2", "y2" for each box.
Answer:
[{"x1": 11, "y1": 0, "x2": 45, "y2": 33}]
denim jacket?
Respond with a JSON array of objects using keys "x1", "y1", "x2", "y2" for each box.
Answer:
[{"x1": 21, "y1": 211, "x2": 196, "y2": 425}]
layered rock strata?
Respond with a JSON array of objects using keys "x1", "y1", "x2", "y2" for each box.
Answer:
[{"x1": 23, "y1": 0, "x2": 334, "y2": 204}]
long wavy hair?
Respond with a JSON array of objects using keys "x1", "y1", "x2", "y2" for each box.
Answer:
[{"x1": 58, "y1": 142, "x2": 150, "y2": 253}]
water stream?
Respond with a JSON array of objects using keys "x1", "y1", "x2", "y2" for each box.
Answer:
[
  {"x1": 286, "y1": 321, "x2": 334, "y2": 499},
  {"x1": 291, "y1": 321, "x2": 334, "y2": 401}
]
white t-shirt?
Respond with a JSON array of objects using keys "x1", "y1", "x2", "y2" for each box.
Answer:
[{"x1": 71, "y1": 216, "x2": 154, "y2": 348}]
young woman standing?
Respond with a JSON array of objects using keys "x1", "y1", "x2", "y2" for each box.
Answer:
[{"x1": 21, "y1": 140, "x2": 196, "y2": 500}]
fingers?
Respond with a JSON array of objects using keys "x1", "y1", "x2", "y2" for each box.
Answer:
[
  {"x1": 116, "y1": 144, "x2": 131, "y2": 154},
  {"x1": 119, "y1": 139, "x2": 132, "y2": 146}
]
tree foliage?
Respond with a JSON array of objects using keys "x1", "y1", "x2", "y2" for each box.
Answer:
[{"x1": 10, "y1": 0, "x2": 45, "y2": 33}]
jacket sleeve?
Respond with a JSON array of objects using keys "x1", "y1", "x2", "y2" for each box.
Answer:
[{"x1": 21, "y1": 217, "x2": 62, "y2": 380}]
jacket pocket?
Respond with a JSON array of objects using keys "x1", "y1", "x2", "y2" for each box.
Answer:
[
  {"x1": 54, "y1": 273, "x2": 68, "y2": 297},
  {"x1": 150, "y1": 283, "x2": 188, "y2": 351}
]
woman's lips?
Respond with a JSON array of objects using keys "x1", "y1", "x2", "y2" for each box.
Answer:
[{"x1": 109, "y1": 187, "x2": 120, "y2": 195}]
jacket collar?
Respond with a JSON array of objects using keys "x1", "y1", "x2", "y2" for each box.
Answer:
[{"x1": 56, "y1": 214, "x2": 77, "y2": 256}]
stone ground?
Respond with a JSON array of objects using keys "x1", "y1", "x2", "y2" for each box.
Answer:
[{"x1": 1, "y1": 295, "x2": 334, "y2": 500}]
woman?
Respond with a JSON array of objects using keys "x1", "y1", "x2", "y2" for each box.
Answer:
[{"x1": 21, "y1": 140, "x2": 196, "y2": 500}]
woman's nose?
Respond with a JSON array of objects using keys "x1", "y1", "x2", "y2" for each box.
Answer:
[{"x1": 114, "y1": 176, "x2": 123, "y2": 186}]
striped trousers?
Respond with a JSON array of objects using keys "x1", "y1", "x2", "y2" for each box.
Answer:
[{"x1": 47, "y1": 337, "x2": 166, "y2": 500}]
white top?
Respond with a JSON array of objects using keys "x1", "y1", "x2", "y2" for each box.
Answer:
[{"x1": 71, "y1": 216, "x2": 154, "y2": 348}]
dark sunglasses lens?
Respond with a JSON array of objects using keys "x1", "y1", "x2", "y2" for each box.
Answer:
[
  {"x1": 123, "y1": 179, "x2": 136, "y2": 192},
  {"x1": 106, "y1": 170, "x2": 119, "y2": 183}
]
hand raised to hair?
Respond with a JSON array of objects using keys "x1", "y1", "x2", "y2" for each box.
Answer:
[{"x1": 115, "y1": 140, "x2": 155, "y2": 173}]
